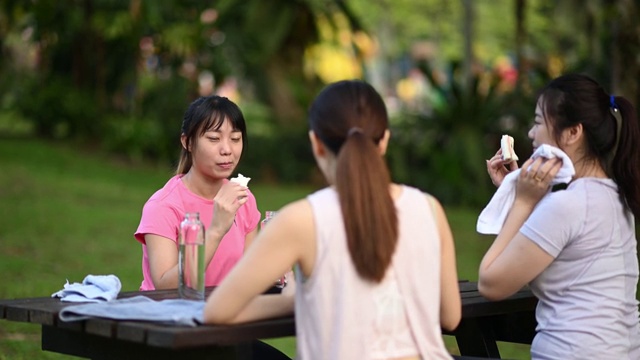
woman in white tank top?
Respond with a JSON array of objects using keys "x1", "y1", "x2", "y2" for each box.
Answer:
[{"x1": 203, "y1": 80, "x2": 462, "y2": 359}]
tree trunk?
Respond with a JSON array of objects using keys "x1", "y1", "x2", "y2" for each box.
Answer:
[
  {"x1": 515, "y1": 0, "x2": 527, "y2": 92},
  {"x1": 609, "y1": 0, "x2": 639, "y2": 105},
  {"x1": 462, "y1": 0, "x2": 474, "y2": 90}
]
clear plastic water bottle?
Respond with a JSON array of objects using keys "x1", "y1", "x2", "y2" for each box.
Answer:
[
  {"x1": 261, "y1": 211, "x2": 287, "y2": 289},
  {"x1": 179, "y1": 212, "x2": 205, "y2": 300}
]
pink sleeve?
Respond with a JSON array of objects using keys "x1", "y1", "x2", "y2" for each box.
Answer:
[
  {"x1": 134, "y1": 199, "x2": 182, "y2": 245},
  {"x1": 238, "y1": 190, "x2": 261, "y2": 234}
]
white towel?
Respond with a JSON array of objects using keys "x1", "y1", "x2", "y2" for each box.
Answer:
[
  {"x1": 476, "y1": 144, "x2": 575, "y2": 235},
  {"x1": 58, "y1": 295, "x2": 204, "y2": 326},
  {"x1": 51, "y1": 274, "x2": 121, "y2": 303}
]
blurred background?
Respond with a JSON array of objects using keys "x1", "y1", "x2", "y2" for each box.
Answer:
[
  {"x1": 2, "y1": 0, "x2": 639, "y2": 206},
  {"x1": 0, "y1": 1, "x2": 639, "y2": 359}
]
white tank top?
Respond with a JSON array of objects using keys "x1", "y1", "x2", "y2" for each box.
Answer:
[
  {"x1": 294, "y1": 185, "x2": 452, "y2": 360},
  {"x1": 370, "y1": 266, "x2": 419, "y2": 359}
]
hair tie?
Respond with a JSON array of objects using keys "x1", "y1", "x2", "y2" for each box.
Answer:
[
  {"x1": 347, "y1": 127, "x2": 364, "y2": 137},
  {"x1": 606, "y1": 94, "x2": 623, "y2": 178}
]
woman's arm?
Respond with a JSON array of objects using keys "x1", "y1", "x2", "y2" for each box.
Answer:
[
  {"x1": 477, "y1": 203, "x2": 553, "y2": 300},
  {"x1": 430, "y1": 196, "x2": 461, "y2": 331},
  {"x1": 243, "y1": 227, "x2": 258, "y2": 252},
  {"x1": 145, "y1": 229, "x2": 228, "y2": 290},
  {"x1": 214, "y1": 272, "x2": 297, "y2": 324},
  {"x1": 478, "y1": 157, "x2": 561, "y2": 300},
  {"x1": 204, "y1": 199, "x2": 315, "y2": 324},
  {"x1": 145, "y1": 234, "x2": 180, "y2": 289}
]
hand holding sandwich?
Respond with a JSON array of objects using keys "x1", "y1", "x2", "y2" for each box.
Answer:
[
  {"x1": 207, "y1": 175, "x2": 251, "y2": 243},
  {"x1": 486, "y1": 135, "x2": 520, "y2": 187}
]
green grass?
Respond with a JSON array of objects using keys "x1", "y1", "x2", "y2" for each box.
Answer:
[{"x1": 0, "y1": 137, "x2": 534, "y2": 359}]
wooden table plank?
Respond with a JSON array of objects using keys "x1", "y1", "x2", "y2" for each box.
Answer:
[
  {"x1": 139, "y1": 317, "x2": 295, "y2": 348},
  {"x1": 85, "y1": 318, "x2": 117, "y2": 338},
  {"x1": 115, "y1": 321, "x2": 152, "y2": 344},
  {"x1": 42, "y1": 325, "x2": 241, "y2": 360},
  {"x1": 1, "y1": 297, "x2": 68, "y2": 324}
]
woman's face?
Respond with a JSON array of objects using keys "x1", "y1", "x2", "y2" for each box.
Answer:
[
  {"x1": 191, "y1": 118, "x2": 243, "y2": 180},
  {"x1": 528, "y1": 98, "x2": 557, "y2": 152}
]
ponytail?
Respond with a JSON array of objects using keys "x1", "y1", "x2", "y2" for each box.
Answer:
[
  {"x1": 336, "y1": 130, "x2": 398, "y2": 282},
  {"x1": 611, "y1": 96, "x2": 640, "y2": 218},
  {"x1": 309, "y1": 80, "x2": 398, "y2": 282}
]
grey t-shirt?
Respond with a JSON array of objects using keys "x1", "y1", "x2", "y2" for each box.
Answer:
[{"x1": 521, "y1": 177, "x2": 640, "y2": 360}]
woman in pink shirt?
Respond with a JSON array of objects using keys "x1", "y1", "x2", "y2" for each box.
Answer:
[
  {"x1": 135, "y1": 95, "x2": 291, "y2": 360},
  {"x1": 135, "y1": 95, "x2": 261, "y2": 291}
]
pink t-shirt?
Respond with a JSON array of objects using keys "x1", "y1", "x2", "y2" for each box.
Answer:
[{"x1": 134, "y1": 175, "x2": 260, "y2": 290}]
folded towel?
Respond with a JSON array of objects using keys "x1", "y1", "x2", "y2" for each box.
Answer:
[
  {"x1": 59, "y1": 295, "x2": 205, "y2": 326},
  {"x1": 52, "y1": 274, "x2": 121, "y2": 303},
  {"x1": 476, "y1": 144, "x2": 575, "y2": 235}
]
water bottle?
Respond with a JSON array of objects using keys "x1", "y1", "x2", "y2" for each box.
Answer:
[
  {"x1": 261, "y1": 211, "x2": 287, "y2": 289},
  {"x1": 260, "y1": 211, "x2": 277, "y2": 230},
  {"x1": 179, "y1": 212, "x2": 205, "y2": 300}
]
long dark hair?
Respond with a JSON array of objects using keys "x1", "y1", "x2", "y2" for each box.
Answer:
[
  {"x1": 176, "y1": 95, "x2": 247, "y2": 175},
  {"x1": 539, "y1": 73, "x2": 640, "y2": 218},
  {"x1": 308, "y1": 80, "x2": 398, "y2": 282}
]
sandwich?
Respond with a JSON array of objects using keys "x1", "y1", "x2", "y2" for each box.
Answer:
[
  {"x1": 500, "y1": 135, "x2": 519, "y2": 162},
  {"x1": 230, "y1": 173, "x2": 251, "y2": 187}
]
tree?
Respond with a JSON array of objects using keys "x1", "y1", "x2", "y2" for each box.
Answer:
[{"x1": 607, "y1": 0, "x2": 640, "y2": 105}]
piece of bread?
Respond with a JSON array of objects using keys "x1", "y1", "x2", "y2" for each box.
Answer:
[
  {"x1": 500, "y1": 135, "x2": 519, "y2": 162},
  {"x1": 230, "y1": 173, "x2": 251, "y2": 187}
]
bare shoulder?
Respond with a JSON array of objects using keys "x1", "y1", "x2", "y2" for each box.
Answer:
[
  {"x1": 271, "y1": 198, "x2": 316, "y2": 266},
  {"x1": 420, "y1": 192, "x2": 442, "y2": 210},
  {"x1": 420, "y1": 192, "x2": 449, "y2": 228},
  {"x1": 272, "y1": 198, "x2": 315, "y2": 233},
  {"x1": 395, "y1": 184, "x2": 443, "y2": 214}
]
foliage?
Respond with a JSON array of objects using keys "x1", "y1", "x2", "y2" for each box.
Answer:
[
  {"x1": 14, "y1": 75, "x2": 100, "y2": 139},
  {"x1": 0, "y1": 0, "x2": 366, "y2": 160},
  {"x1": 2, "y1": 0, "x2": 640, "y2": 207},
  {"x1": 388, "y1": 60, "x2": 534, "y2": 206},
  {"x1": 239, "y1": 124, "x2": 317, "y2": 185}
]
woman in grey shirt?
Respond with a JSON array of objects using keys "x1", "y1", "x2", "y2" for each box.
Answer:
[{"x1": 481, "y1": 73, "x2": 640, "y2": 359}]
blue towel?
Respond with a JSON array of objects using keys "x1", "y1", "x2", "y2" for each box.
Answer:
[
  {"x1": 51, "y1": 274, "x2": 121, "y2": 303},
  {"x1": 58, "y1": 295, "x2": 205, "y2": 326}
]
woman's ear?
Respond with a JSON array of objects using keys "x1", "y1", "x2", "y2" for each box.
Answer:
[
  {"x1": 561, "y1": 123, "x2": 583, "y2": 147},
  {"x1": 180, "y1": 134, "x2": 189, "y2": 151},
  {"x1": 378, "y1": 129, "x2": 391, "y2": 155},
  {"x1": 308, "y1": 131, "x2": 326, "y2": 158}
]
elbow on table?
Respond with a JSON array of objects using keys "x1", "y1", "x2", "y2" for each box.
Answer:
[
  {"x1": 477, "y1": 278, "x2": 510, "y2": 301},
  {"x1": 441, "y1": 312, "x2": 461, "y2": 332},
  {"x1": 478, "y1": 269, "x2": 513, "y2": 301},
  {"x1": 203, "y1": 304, "x2": 235, "y2": 325}
]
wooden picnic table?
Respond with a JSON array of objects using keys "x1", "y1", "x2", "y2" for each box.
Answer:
[{"x1": 0, "y1": 281, "x2": 537, "y2": 359}]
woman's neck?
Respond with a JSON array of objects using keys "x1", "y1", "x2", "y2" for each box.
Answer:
[
  {"x1": 181, "y1": 171, "x2": 223, "y2": 199},
  {"x1": 571, "y1": 157, "x2": 607, "y2": 180}
]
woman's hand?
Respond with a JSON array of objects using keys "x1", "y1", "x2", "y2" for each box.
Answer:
[
  {"x1": 486, "y1": 149, "x2": 519, "y2": 187},
  {"x1": 514, "y1": 157, "x2": 562, "y2": 207},
  {"x1": 208, "y1": 182, "x2": 249, "y2": 239}
]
